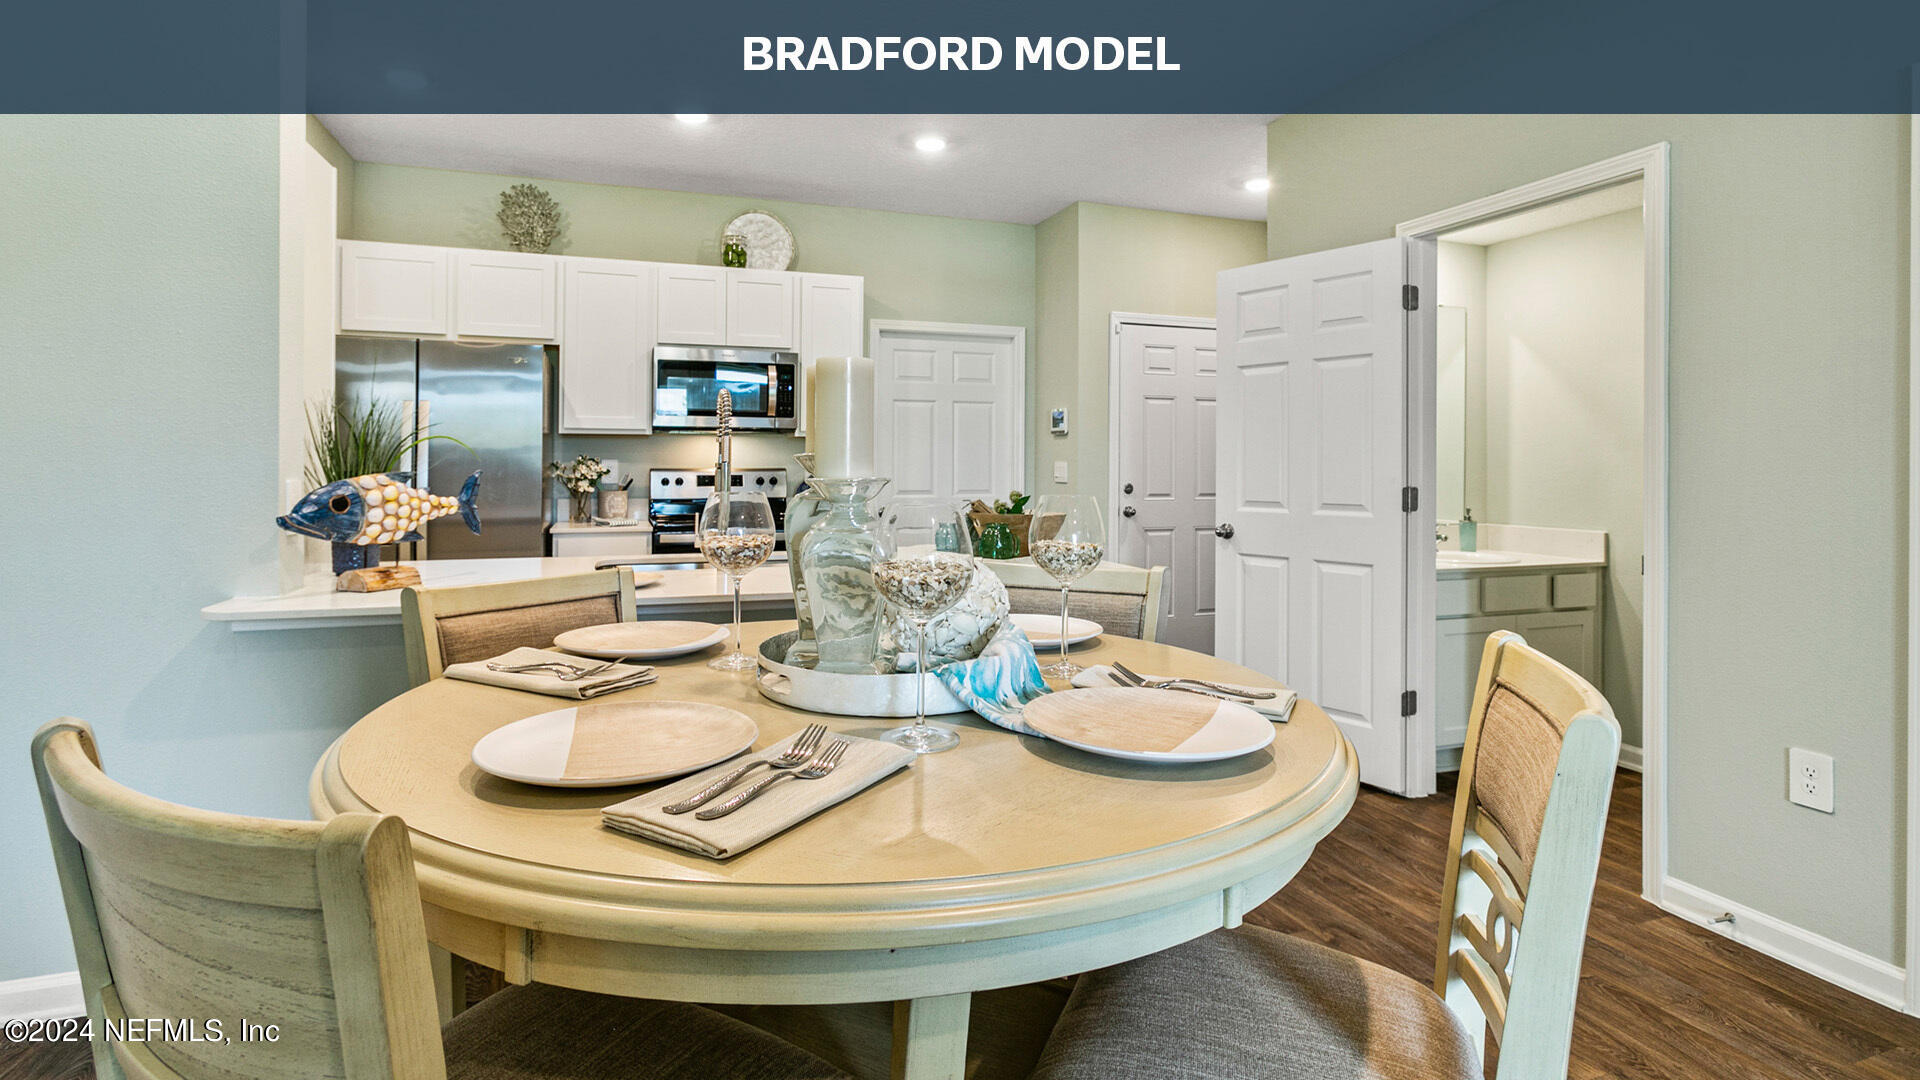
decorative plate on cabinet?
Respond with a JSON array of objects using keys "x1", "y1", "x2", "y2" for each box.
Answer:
[{"x1": 723, "y1": 210, "x2": 795, "y2": 270}]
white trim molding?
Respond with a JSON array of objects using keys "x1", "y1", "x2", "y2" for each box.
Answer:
[
  {"x1": 0, "y1": 971, "x2": 83, "y2": 1022},
  {"x1": 1397, "y1": 143, "x2": 1672, "y2": 909},
  {"x1": 1904, "y1": 79, "x2": 1919, "y2": 1017},
  {"x1": 1662, "y1": 877, "x2": 1907, "y2": 1012},
  {"x1": 1617, "y1": 743, "x2": 1645, "y2": 773}
]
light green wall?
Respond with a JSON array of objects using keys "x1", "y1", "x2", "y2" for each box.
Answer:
[
  {"x1": 1032, "y1": 202, "x2": 1267, "y2": 501},
  {"x1": 0, "y1": 116, "x2": 411, "y2": 983},
  {"x1": 349, "y1": 162, "x2": 1039, "y2": 486},
  {"x1": 1482, "y1": 208, "x2": 1645, "y2": 746},
  {"x1": 1269, "y1": 113, "x2": 1908, "y2": 964},
  {"x1": 305, "y1": 115, "x2": 354, "y2": 235}
]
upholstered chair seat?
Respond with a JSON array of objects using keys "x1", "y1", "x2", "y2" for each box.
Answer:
[{"x1": 1032, "y1": 927, "x2": 1481, "y2": 1080}]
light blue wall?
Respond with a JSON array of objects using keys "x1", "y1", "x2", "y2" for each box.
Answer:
[{"x1": 0, "y1": 116, "x2": 411, "y2": 983}]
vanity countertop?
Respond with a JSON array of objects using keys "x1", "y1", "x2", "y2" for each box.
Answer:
[{"x1": 1436, "y1": 549, "x2": 1607, "y2": 575}]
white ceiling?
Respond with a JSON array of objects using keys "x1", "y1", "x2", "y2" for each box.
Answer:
[
  {"x1": 317, "y1": 114, "x2": 1275, "y2": 226},
  {"x1": 1439, "y1": 181, "x2": 1644, "y2": 246}
]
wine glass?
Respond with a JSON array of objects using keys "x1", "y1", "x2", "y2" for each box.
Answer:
[
  {"x1": 1028, "y1": 494, "x2": 1105, "y2": 678},
  {"x1": 698, "y1": 489, "x2": 777, "y2": 671},
  {"x1": 873, "y1": 501, "x2": 976, "y2": 753}
]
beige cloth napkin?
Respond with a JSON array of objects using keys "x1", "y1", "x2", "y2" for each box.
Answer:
[
  {"x1": 1071, "y1": 665, "x2": 1297, "y2": 722},
  {"x1": 445, "y1": 647, "x2": 657, "y2": 699},
  {"x1": 602, "y1": 732, "x2": 913, "y2": 859}
]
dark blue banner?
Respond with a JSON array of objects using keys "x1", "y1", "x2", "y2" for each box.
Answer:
[{"x1": 6, "y1": 0, "x2": 1918, "y2": 112}]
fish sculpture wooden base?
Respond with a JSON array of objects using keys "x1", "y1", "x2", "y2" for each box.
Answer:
[{"x1": 276, "y1": 471, "x2": 482, "y2": 576}]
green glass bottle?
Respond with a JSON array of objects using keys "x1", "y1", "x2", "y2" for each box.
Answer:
[{"x1": 722, "y1": 232, "x2": 749, "y2": 269}]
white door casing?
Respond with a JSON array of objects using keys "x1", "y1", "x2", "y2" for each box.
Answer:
[
  {"x1": 1111, "y1": 316, "x2": 1219, "y2": 654},
  {"x1": 1216, "y1": 237, "x2": 1424, "y2": 794},
  {"x1": 871, "y1": 321, "x2": 1027, "y2": 528}
]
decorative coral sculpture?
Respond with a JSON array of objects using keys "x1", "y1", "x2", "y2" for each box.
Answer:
[{"x1": 497, "y1": 183, "x2": 562, "y2": 252}]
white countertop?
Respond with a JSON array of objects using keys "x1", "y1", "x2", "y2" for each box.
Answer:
[
  {"x1": 1435, "y1": 549, "x2": 1608, "y2": 576},
  {"x1": 201, "y1": 558, "x2": 794, "y2": 631},
  {"x1": 549, "y1": 520, "x2": 650, "y2": 533}
]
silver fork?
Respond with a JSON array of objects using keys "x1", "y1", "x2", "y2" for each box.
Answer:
[
  {"x1": 1111, "y1": 661, "x2": 1277, "y2": 699},
  {"x1": 695, "y1": 740, "x2": 849, "y2": 820},
  {"x1": 662, "y1": 724, "x2": 828, "y2": 814},
  {"x1": 487, "y1": 659, "x2": 627, "y2": 681}
]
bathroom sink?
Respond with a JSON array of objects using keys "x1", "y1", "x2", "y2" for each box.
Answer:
[{"x1": 1437, "y1": 550, "x2": 1524, "y2": 568}]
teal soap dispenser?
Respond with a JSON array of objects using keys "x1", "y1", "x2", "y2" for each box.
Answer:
[{"x1": 1459, "y1": 508, "x2": 1478, "y2": 552}]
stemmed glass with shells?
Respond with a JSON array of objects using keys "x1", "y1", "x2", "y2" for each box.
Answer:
[
  {"x1": 1028, "y1": 494, "x2": 1106, "y2": 678},
  {"x1": 873, "y1": 501, "x2": 977, "y2": 753},
  {"x1": 698, "y1": 488, "x2": 777, "y2": 671}
]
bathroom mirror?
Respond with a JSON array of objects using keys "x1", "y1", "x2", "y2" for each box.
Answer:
[{"x1": 1436, "y1": 305, "x2": 1469, "y2": 522}]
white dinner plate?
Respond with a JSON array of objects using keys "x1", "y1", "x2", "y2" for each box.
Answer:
[
  {"x1": 1021, "y1": 687, "x2": 1274, "y2": 764},
  {"x1": 471, "y1": 700, "x2": 757, "y2": 787},
  {"x1": 553, "y1": 621, "x2": 729, "y2": 659},
  {"x1": 1009, "y1": 613, "x2": 1103, "y2": 646}
]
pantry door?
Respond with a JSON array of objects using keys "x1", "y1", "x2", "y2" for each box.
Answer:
[
  {"x1": 1215, "y1": 237, "x2": 1434, "y2": 795},
  {"x1": 871, "y1": 321, "x2": 1027, "y2": 542}
]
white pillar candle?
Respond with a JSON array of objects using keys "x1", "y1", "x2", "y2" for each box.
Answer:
[
  {"x1": 803, "y1": 360, "x2": 818, "y2": 453},
  {"x1": 812, "y1": 355, "x2": 875, "y2": 477}
]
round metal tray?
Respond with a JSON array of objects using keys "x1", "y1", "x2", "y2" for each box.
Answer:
[{"x1": 756, "y1": 631, "x2": 969, "y2": 717}]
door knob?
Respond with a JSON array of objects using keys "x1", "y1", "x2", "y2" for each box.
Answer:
[
  {"x1": 1122, "y1": 506, "x2": 1137, "y2": 518},
  {"x1": 1214, "y1": 523, "x2": 1235, "y2": 539}
]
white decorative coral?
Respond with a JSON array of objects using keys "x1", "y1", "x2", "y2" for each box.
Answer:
[{"x1": 497, "y1": 183, "x2": 562, "y2": 253}]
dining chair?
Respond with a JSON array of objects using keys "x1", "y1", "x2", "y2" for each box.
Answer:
[
  {"x1": 1028, "y1": 629, "x2": 1620, "y2": 1080},
  {"x1": 401, "y1": 568, "x2": 637, "y2": 685},
  {"x1": 31, "y1": 718, "x2": 849, "y2": 1080},
  {"x1": 991, "y1": 561, "x2": 1168, "y2": 643}
]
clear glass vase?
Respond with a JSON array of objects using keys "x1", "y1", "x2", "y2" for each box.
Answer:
[
  {"x1": 795, "y1": 477, "x2": 891, "y2": 673},
  {"x1": 783, "y1": 456, "x2": 830, "y2": 667}
]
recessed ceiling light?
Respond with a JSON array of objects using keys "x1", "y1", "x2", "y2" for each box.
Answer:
[
  {"x1": 675, "y1": 114, "x2": 711, "y2": 126},
  {"x1": 1243, "y1": 177, "x2": 1272, "y2": 193},
  {"x1": 914, "y1": 134, "x2": 948, "y2": 154}
]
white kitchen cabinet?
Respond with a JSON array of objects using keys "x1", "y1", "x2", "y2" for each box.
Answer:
[
  {"x1": 725, "y1": 269, "x2": 799, "y2": 349},
  {"x1": 796, "y1": 272, "x2": 865, "y2": 435},
  {"x1": 558, "y1": 257, "x2": 656, "y2": 434},
  {"x1": 455, "y1": 250, "x2": 558, "y2": 340},
  {"x1": 657, "y1": 265, "x2": 728, "y2": 345},
  {"x1": 338, "y1": 240, "x2": 449, "y2": 335}
]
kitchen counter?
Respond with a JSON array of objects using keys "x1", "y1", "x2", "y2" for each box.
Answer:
[{"x1": 202, "y1": 558, "x2": 794, "y2": 632}]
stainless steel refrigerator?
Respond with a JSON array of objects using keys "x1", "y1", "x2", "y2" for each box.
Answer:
[{"x1": 335, "y1": 337, "x2": 550, "y2": 558}]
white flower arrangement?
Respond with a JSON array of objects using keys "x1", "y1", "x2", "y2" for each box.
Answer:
[{"x1": 549, "y1": 455, "x2": 610, "y2": 494}]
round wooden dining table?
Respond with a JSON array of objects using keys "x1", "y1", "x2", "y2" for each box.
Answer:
[{"x1": 311, "y1": 620, "x2": 1359, "y2": 1080}]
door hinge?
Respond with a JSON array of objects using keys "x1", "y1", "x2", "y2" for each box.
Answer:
[
  {"x1": 1402, "y1": 284, "x2": 1419, "y2": 311},
  {"x1": 1401, "y1": 690, "x2": 1418, "y2": 717},
  {"x1": 1402, "y1": 486, "x2": 1418, "y2": 513}
]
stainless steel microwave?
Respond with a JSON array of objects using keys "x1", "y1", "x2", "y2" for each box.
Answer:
[{"x1": 652, "y1": 345, "x2": 798, "y2": 431}]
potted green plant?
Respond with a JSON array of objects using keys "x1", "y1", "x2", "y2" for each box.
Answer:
[{"x1": 302, "y1": 398, "x2": 467, "y2": 570}]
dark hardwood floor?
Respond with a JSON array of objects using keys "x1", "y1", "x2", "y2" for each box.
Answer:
[
  {"x1": 8, "y1": 771, "x2": 1919, "y2": 1079},
  {"x1": 1249, "y1": 772, "x2": 1920, "y2": 1079}
]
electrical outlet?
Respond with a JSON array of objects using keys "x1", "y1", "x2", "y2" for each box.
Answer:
[
  {"x1": 1053, "y1": 461, "x2": 1069, "y2": 483},
  {"x1": 1787, "y1": 748, "x2": 1834, "y2": 813}
]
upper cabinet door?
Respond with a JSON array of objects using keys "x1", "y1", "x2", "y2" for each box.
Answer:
[
  {"x1": 725, "y1": 269, "x2": 798, "y2": 349},
  {"x1": 339, "y1": 240, "x2": 449, "y2": 335},
  {"x1": 657, "y1": 265, "x2": 727, "y2": 345},
  {"x1": 455, "y1": 250, "x2": 558, "y2": 340},
  {"x1": 559, "y1": 258, "x2": 656, "y2": 434},
  {"x1": 797, "y1": 273, "x2": 864, "y2": 436}
]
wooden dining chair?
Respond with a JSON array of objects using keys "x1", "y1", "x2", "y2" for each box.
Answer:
[
  {"x1": 991, "y1": 561, "x2": 1168, "y2": 643},
  {"x1": 1028, "y1": 630, "x2": 1620, "y2": 1080},
  {"x1": 31, "y1": 718, "x2": 849, "y2": 1080},
  {"x1": 401, "y1": 568, "x2": 637, "y2": 685}
]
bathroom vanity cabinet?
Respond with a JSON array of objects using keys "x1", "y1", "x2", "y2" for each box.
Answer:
[{"x1": 1435, "y1": 565, "x2": 1604, "y2": 753}]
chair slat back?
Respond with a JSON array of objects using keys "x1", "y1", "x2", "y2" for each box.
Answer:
[
  {"x1": 401, "y1": 568, "x2": 637, "y2": 684},
  {"x1": 992, "y1": 562, "x2": 1167, "y2": 643},
  {"x1": 1433, "y1": 631, "x2": 1619, "y2": 1077},
  {"x1": 32, "y1": 720, "x2": 447, "y2": 1080}
]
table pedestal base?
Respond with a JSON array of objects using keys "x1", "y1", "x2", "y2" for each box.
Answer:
[{"x1": 892, "y1": 994, "x2": 971, "y2": 1080}]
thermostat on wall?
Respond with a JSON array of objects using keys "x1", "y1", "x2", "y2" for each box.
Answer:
[{"x1": 1050, "y1": 408, "x2": 1069, "y2": 435}]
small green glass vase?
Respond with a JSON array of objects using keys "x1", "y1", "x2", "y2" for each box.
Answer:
[{"x1": 975, "y1": 521, "x2": 1019, "y2": 560}]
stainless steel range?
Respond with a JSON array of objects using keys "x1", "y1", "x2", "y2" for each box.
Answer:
[{"x1": 647, "y1": 468, "x2": 790, "y2": 557}]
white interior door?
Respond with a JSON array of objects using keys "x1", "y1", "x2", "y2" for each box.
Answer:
[
  {"x1": 1113, "y1": 319, "x2": 1218, "y2": 654},
  {"x1": 873, "y1": 325, "x2": 1025, "y2": 525},
  {"x1": 1216, "y1": 238, "x2": 1425, "y2": 794}
]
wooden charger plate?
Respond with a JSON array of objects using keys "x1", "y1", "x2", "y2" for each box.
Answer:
[
  {"x1": 1022, "y1": 687, "x2": 1274, "y2": 763},
  {"x1": 634, "y1": 572, "x2": 665, "y2": 588},
  {"x1": 554, "y1": 621, "x2": 729, "y2": 659},
  {"x1": 470, "y1": 701, "x2": 757, "y2": 786}
]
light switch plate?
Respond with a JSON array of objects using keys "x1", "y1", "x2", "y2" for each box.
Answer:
[
  {"x1": 1053, "y1": 461, "x2": 1069, "y2": 483},
  {"x1": 1788, "y1": 748, "x2": 1834, "y2": 813}
]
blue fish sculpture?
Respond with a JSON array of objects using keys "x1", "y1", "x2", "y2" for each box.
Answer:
[{"x1": 277, "y1": 470, "x2": 481, "y2": 546}]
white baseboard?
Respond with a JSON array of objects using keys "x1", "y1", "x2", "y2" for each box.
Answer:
[
  {"x1": 1660, "y1": 876, "x2": 1909, "y2": 1012},
  {"x1": 0, "y1": 971, "x2": 83, "y2": 1022},
  {"x1": 1618, "y1": 743, "x2": 1644, "y2": 772}
]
